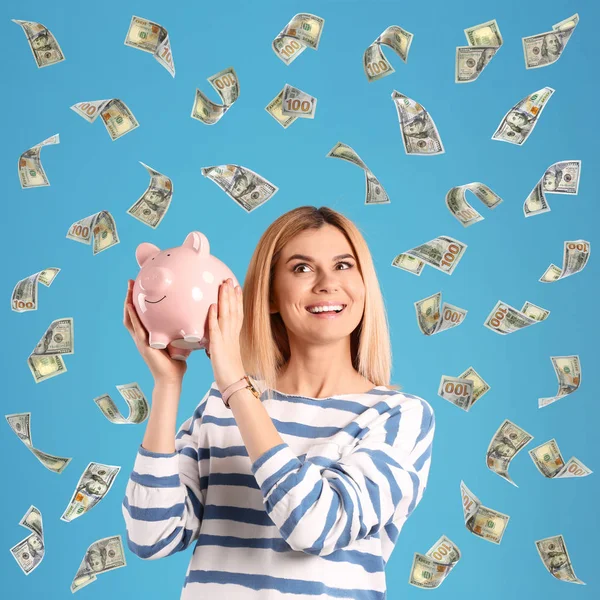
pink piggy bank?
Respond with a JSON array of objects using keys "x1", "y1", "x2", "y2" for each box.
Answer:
[{"x1": 132, "y1": 231, "x2": 239, "y2": 361}]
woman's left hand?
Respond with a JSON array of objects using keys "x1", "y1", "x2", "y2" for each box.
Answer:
[{"x1": 206, "y1": 278, "x2": 246, "y2": 394}]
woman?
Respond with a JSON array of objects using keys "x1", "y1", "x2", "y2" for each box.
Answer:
[{"x1": 122, "y1": 206, "x2": 435, "y2": 599}]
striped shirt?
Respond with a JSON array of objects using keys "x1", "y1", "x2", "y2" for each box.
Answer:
[{"x1": 122, "y1": 380, "x2": 435, "y2": 600}]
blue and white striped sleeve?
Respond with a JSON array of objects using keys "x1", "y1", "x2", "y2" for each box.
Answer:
[
  {"x1": 122, "y1": 383, "x2": 214, "y2": 560},
  {"x1": 251, "y1": 394, "x2": 435, "y2": 557}
]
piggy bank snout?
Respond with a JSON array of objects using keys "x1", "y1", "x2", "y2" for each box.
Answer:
[{"x1": 140, "y1": 266, "x2": 173, "y2": 295}]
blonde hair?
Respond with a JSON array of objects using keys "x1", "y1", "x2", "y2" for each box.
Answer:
[{"x1": 239, "y1": 206, "x2": 401, "y2": 399}]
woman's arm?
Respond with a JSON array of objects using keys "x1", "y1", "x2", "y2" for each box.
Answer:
[
  {"x1": 142, "y1": 380, "x2": 182, "y2": 453},
  {"x1": 248, "y1": 394, "x2": 435, "y2": 556},
  {"x1": 122, "y1": 382, "x2": 214, "y2": 560}
]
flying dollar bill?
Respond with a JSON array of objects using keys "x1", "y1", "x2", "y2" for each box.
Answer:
[
  {"x1": 538, "y1": 355, "x2": 581, "y2": 408},
  {"x1": 66, "y1": 210, "x2": 120, "y2": 254},
  {"x1": 11, "y1": 267, "x2": 60, "y2": 312},
  {"x1": 127, "y1": 162, "x2": 173, "y2": 228},
  {"x1": 415, "y1": 291, "x2": 467, "y2": 336},
  {"x1": 30, "y1": 317, "x2": 74, "y2": 355},
  {"x1": 486, "y1": 419, "x2": 534, "y2": 487},
  {"x1": 281, "y1": 84, "x2": 317, "y2": 118},
  {"x1": 10, "y1": 505, "x2": 45, "y2": 575},
  {"x1": 364, "y1": 25, "x2": 413, "y2": 82},
  {"x1": 438, "y1": 366, "x2": 490, "y2": 412},
  {"x1": 191, "y1": 66, "x2": 239, "y2": 125},
  {"x1": 71, "y1": 99, "x2": 139, "y2": 140},
  {"x1": 483, "y1": 300, "x2": 550, "y2": 335},
  {"x1": 529, "y1": 439, "x2": 592, "y2": 479},
  {"x1": 27, "y1": 317, "x2": 74, "y2": 384},
  {"x1": 94, "y1": 382, "x2": 149, "y2": 424},
  {"x1": 438, "y1": 376, "x2": 473, "y2": 410},
  {"x1": 524, "y1": 160, "x2": 582, "y2": 217},
  {"x1": 61, "y1": 462, "x2": 121, "y2": 523},
  {"x1": 492, "y1": 86, "x2": 554, "y2": 145},
  {"x1": 523, "y1": 14, "x2": 579, "y2": 69},
  {"x1": 460, "y1": 480, "x2": 510, "y2": 544},
  {"x1": 272, "y1": 13, "x2": 325, "y2": 65},
  {"x1": 391, "y1": 91, "x2": 444, "y2": 155},
  {"x1": 5, "y1": 412, "x2": 72, "y2": 473},
  {"x1": 124, "y1": 15, "x2": 175, "y2": 76},
  {"x1": 201, "y1": 164, "x2": 278, "y2": 213},
  {"x1": 445, "y1": 182, "x2": 503, "y2": 226},
  {"x1": 535, "y1": 535, "x2": 585, "y2": 584},
  {"x1": 391, "y1": 235, "x2": 467, "y2": 276},
  {"x1": 539, "y1": 240, "x2": 590, "y2": 283},
  {"x1": 12, "y1": 20, "x2": 65, "y2": 67},
  {"x1": 71, "y1": 535, "x2": 127, "y2": 593},
  {"x1": 409, "y1": 535, "x2": 461, "y2": 589},
  {"x1": 265, "y1": 88, "x2": 298, "y2": 128},
  {"x1": 326, "y1": 142, "x2": 390, "y2": 205},
  {"x1": 456, "y1": 19, "x2": 503, "y2": 83},
  {"x1": 18, "y1": 134, "x2": 59, "y2": 188}
]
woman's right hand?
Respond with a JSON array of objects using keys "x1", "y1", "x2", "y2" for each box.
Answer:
[{"x1": 123, "y1": 279, "x2": 188, "y2": 385}]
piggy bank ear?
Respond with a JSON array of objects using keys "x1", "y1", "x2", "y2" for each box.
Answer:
[
  {"x1": 136, "y1": 242, "x2": 161, "y2": 267},
  {"x1": 183, "y1": 231, "x2": 210, "y2": 256}
]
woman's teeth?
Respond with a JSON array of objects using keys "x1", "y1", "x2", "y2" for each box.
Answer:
[{"x1": 306, "y1": 305, "x2": 345, "y2": 313}]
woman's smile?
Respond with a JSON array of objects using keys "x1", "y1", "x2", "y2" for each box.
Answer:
[{"x1": 305, "y1": 304, "x2": 347, "y2": 319}]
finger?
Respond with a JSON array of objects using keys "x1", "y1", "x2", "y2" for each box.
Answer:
[
  {"x1": 124, "y1": 278, "x2": 134, "y2": 306},
  {"x1": 219, "y1": 281, "x2": 230, "y2": 322},
  {"x1": 123, "y1": 298, "x2": 131, "y2": 330},
  {"x1": 208, "y1": 303, "x2": 219, "y2": 335},
  {"x1": 236, "y1": 284, "x2": 243, "y2": 320},
  {"x1": 127, "y1": 304, "x2": 147, "y2": 344},
  {"x1": 226, "y1": 279, "x2": 235, "y2": 321},
  {"x1": 123, "y1": 283, "x2": 133, "y2": 329},
  {"x1": 228, "y1": 280, "x2": 239, "y2": 330}
]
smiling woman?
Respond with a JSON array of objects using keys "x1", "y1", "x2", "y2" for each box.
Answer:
[
  {"x1": 122, "y1": 205, "x2": 435, "y2": 600},
  {"x1": 241, "y1": 205, "x2": 401, "y2": 399}
]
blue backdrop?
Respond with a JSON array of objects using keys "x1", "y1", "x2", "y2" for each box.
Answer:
[{"x1": 2, "y1": 0, "x2": 597, "y2": 598}]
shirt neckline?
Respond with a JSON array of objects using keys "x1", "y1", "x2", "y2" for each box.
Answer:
[{"x1": 264, "y1": 385, "x2": 386, "y2": 401}]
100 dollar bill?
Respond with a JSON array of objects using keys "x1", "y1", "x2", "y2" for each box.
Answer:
[
  {"x1": 364, "y1": 25, "x2": 413, "y2": 82},
  {"x1": 492, "y1": 86, "x2": 554, "y2": 145},
  {"x1": 529, "y1": 438, "x2": 592, "y2": 479},
  {"x1": 391, "y1": 90, "x2": 444, "y2": 155},
  {"x1": 409, "y1": 535, "x2": 461, "y2": 589},
  {"x1": 392, "y1": 235, "x2": 467, "y2": 276},
  {"x1": 18, "y1": 134, "x2": 59, "y2": 188},
  {"x1": 272, "y1": 13, "x2": 325, "y2": 65},
  {"x1": 13, "y1": 20, "x2": 65, "y2": 67}
]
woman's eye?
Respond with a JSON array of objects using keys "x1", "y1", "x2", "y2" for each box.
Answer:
[{"x1": 293, "y1": 262, "x2": 353, "y2": 273}]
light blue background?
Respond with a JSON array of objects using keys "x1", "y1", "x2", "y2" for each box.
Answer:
[{"x1": 2, "y1": 0, "x2": 597, "y2": 597}]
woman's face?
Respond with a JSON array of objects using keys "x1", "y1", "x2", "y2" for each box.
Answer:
[{"x1": 270, "y1": 224, "x2": 366, "y2": 347}]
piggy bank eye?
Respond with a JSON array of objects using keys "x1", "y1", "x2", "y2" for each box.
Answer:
[{"x1": 167, "y1": 253, "x2": 170, "y2": 256}]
